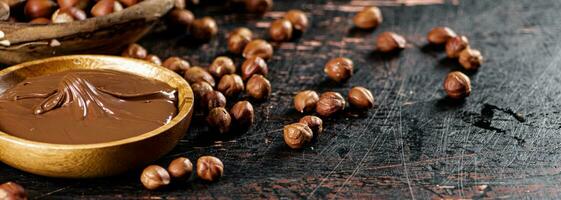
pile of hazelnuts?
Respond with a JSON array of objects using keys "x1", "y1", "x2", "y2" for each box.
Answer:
[
  {"x1": 0, "y1": 0, "x2": 148, "y2": 24},
  {"x1": 140, "y1": 156, "x2": 223, "y2": 190}
]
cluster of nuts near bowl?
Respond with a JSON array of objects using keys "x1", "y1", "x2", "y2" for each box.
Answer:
[
  {"x1": 140, "y1": 156, "x2": 223, "y2": 190},
  {"x1": 0, "y1": 0, "x2": 149, "y2": 24}
]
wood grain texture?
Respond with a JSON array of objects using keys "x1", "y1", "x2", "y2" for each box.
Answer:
[{"x1": 2, "y1": 0, "x2": 561, "y2": 199}]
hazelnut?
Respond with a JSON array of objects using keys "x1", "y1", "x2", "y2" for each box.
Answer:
[
  {"x1": 168, "y1": 157, "x2": 193, "y2": 179},
  {"x1": 29, "y1": 17, "x2": 50, "y2": 23},
  {"x1": 228, "y1": 27, "x2": 253, "y2": 39},
  {"x1": 25, "y1": 0, "x2": 56, "y2": 19},
  {"x1": 113, "y1": 1, "x2": 124, "y2": 12},
  {"x1": 191, "y1": 81, "x2": 213, "y2": 101},
  {"x1": 57, "y1": 0, "x2": 88, "y2": 9},
  {"x1": 376, "y1": 32, "x2": 406, "y2": 53},
  {"x1": 184, "y1": 67, "x2": 215, "y2": 87},
  {"x1": 443, "y1": 71, "x2": 471, "y2": 99},
  {"x1": 244, "y1": 0, "x2": 272, "y2": 14},
  {"x1": 0, "y1": 2, "x2": 10, "y2": 21},
  {"x1": 162, "y1": 56, "x2": 190, "y2": 74},
  {"x1": 207, "y1": 107, "x2": 231, "y2": 134},
  {"x1": 445, "y1": 35, "x2": 469, "y2": 58},
  {"x1": 230, "y1": 100, "x2": 254, "y2": 129},
  {"x1": 243, "y1": 39, "x2": 274, "y2": 60},
  {"x1": 246, "y1": 74, "x2": 271, "y2": 100},
  {"x1": 51, "y1": 9, "x2": 75, "y2": 23},
  {"x1": 66, "y1": 7, "x2": 87, "y2": 20},
  {"x1": 209, "y1": 56, "x2": 236, "y2": 78},
  {"x1": 91, "y1": 0, "x2": 117, "y2": 17},
  {"x1": 284, "y1": 9, "x2": 308, "y2": 31},
  {"x1": 191, "y1": 17, "x2": 218, "y2": 40},
  {"x1": 353, "y1": 6, "x2": 382, "y2": 29},
  {"x1": 459, "y1": 48, "x2": 483, "y2": 70},
  {"x1": 140, "y1": 165, "x2": 171, "y2": 190},
  {"x1": 316, "y1": 92, "x2": 346, "y2": 117},
  {"x1": 241, "y1": 56, "x2": 268, "y2": 81},
  {"x1": 144, "y1": 54, "x2": 162, "y2": 65},
  {"x1": 217, "y1": 74, "x2": 244, "y2": 97},
  {"x1": 427, "y1": 26, "x2": 457, "y2": 45},
  {"x1": 348, "y1": 86, "x2": 374, "y2": 109},
  {"x1": 0, "y1": 182, "x2": 26, "y2": 200},
  {"x1": 121, "y1": 43, "x2": 147, "y2": 59},
  {"x1": 269, "y1": 18, "x2": 293, "y2": 42},
  {"x1": 119, "y1": 0, "x2": 139, "y2": 7},
  {"x1": 196, "y1": 156, "x2": 224, "y2": 182},
  {"x1": 167, "y1": 8, "x2": 194, "y2": 27},
  {"x1": 324, "y1": 57, "x2": 353, "y2": 82},
  {"x1": 283, "y1": 122, "x2": 313, "y2": 149},
  {"x1": 299, "y1": 115, "x2": 323, "y2": 135},
  {"x1": 202, "y1": 90, "x2": 226, "y2": 111},
  {"x1": 293, "y1": 90, "x2": 319, "y2": 113},
  {"x1": 228, "y1": 34, "x2": 252, "y2": 55}
]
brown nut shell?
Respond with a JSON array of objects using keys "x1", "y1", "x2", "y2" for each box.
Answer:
[
  {"x1": 25, "y1": 0, "x2": 56, "y2": 19},
  {"x1": 202, "y1": 90, "x2": 226, "y2": 111},
  {"x1": 353, "y1": 6, "x2": 382, "y2": 29},
  {"x1": 241, "y1": 56, "x2": 268, "y2": 81},
  {"x1": 284, "y1": 9, "x2": 309, "y2": 31},
  {"x1": 376, "y1": 32, "x2": 406, "y2": 53},
  {"x1": 246, "y1": 74, "x2": 271, "y2": 100},
  {"x1": 184, "y1": 67, "x2": 215, "y2": 87},
  {"x1": 283, "y1": 122, "x2": 313, "y2": 149},
  {"x1": 207, "y1": 107, "x2": 231, "y2": 134},
  {"x1": 140, "y1": 165, "x2": 171, "y2": 190},
  {"x1": 230, "y1": 100, "x2": 254, "y2": 129},
  {"x1": 191, "y1": 17, "x2": 218, "y2": 40},
  {"x1": 243, "y1": 39, "x2": 274, "y2": 60},
  {"x1": 443, "y1": 71, "x2": 471, "y2": 99},
  {"x1": 162, "y1": 56, "x2": 190, "y2": 74},
  {"x1": 209, "y1": 56, "x2": 236, "y2": 78},
  {"x1": 168, "y1": 157, "x2": 193, "y2": 179},
  {"x1": 0, "y1": 182, "x2": 27, "y2": 200},
  {"x1": 316, "y1": 92, "x2": 346, "y2": 117},
  {"x1": 244, "y1": 0, "x2": 272, "y2": 14},
  {"x1": 121, "y1": 43, "x2": 147, "y2": 59},
  {"x1": 293, "y1": 90, "x2": 319, "y2": 113},
  {"x1": 324, "y1": 57, "x2": 353, "y2": 82},
  {"x1": 299, "y1": 115, "x2": 323, "y2": 135},
  {"x1": 348, "y1": 86, "x2": 374, "y2": 109},
  {"x1": 167, "y1": 8, "x2": 194, "y2": 27},
  {"x1": 269, "y1": 18, "x2": 293, "y2": 42},
  {"x1": 445, "y1": 36, "x2": 469, "y2": 58},
  {"x1": 427, "y1": 26, "x2": 457, "y2": 45},
  {"x1": 196, "y1": 156, "x2": 224, "y2": 182},
  {"x1": 217, "y1": 74, "x2": 244, "y2": 97},
  {"x1": 459, "y1": 48, "x2": 483, "y2": 70}
]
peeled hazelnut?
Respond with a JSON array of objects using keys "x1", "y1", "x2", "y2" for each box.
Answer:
[
  {"x1": 293, "y1": 90, "x2": 319, "y2": 113},
  {"x1": 443, "y1": 71, "x2": 471, "y2": 99},
  {"x1": 217, "y1": 74, "x2": 244, "y2": 97},
  {"x1": 241, "y1": 56, "x2": 268, "y2": 81},
  {"x1": 376, "y1": 32, "x2": 406, "y2": 53},
  {"x1": 243, "y1": 39, "x2": 274, "y2": 60},
  {"x1": 121, "y1": 43, "x2": 147, "y2": 59},
  {"x1": 167, "y1": 8, "x2": 194, "y2": 27},
  {"x1": 51, "y1": 9, "x2": 75, "y2": 23},
  {"x1": 144, "y1": 54, "x2": 162, "y2": 65},
  {"x1": 316, "y1": 92, "x2": 346, "y2": 117},
  {"x1": 228, "y1": 27, "x2": 253, "y2": 39},
  {"x1": 91, "y1": 0, "x2": 117, "y2": 17},
  {"x1": 348, "y1": 86, "x2": 374, "y2": 109},
  {"x1": 202, "y1": 90, "x2": 226, "y2": 111},
  {"x1": 284, "y1": 9, "x2": 308, "y2": 31},
  {"x1": 25, "y1": 0, "x2": 56, "y2": 19},
  {"x1": 168, "y1": 157, "x2": 193, "y2": 179},
  {"x1": 299, "y1": 115, "x2": 323, "y2": 135},
  {"x1": 209, "y1": 56, "x2": 236, "y2": 78},
  {"x1": 119, "y1": 0, "x2": 139, "y2": 7},
  {"x1": 283, "y1": 122, "x2": 313, "y2": 149},
  {"x1": 191, "y1": 81, "x2": 213, "y2": 101},
  {"x1": 353, "y1": 6, "x2": 382, "y2": 29},
  {"x1": 0, "y1": 182, "x2": 26, "y2": 200},
  {"x1": 459, "y1": 48, "x2": 483, "y2": 70},
  {"x1": 228, "y1": 34, "x2": 251, "y2": 55},
  {"x1": 196, "y1": 156, "x2": 224, "y2": 182},
  {"x1": 30, "y1": 17, "x2": 50, "y2": 23},
  {"x1": 191, "y1": 17, "x2": 218, "y2": 40},
  {"x1": 246, "y1": 74, "x2": 271, "y2": 100},
  {"x1": 445, "y1": 35, "x2": 469, "y2": 58},
  {"x1": 427, "y1": 26, "x2": 457, "y2": 45},
  {"x1": 269, "y1": 18, "x2": 293, "y2": 42},
  {"x1": 162, "y1": 56, "x2": 190, "y2": 74},
  {"x1": 230, "y1": 101, "x2": 254, "y2": 129},
  {"x1": 207, "y1": 107, "x2": 231, "y2": 134},
  {"x1": 324, "y1": 57, "x2": 353, "y2": 82},
  {"x1": 0, "y1": 2, "x2": 10, "y2": 21},
  {"x1": 184, "y1": 67, "x2": 215, "y2": 87},
  {"x1": 244, "y1": 0, "x2": 272, "y2": 14},
  {"x1": 140, "y1": 165, "x2": 171, "y2": 190}
]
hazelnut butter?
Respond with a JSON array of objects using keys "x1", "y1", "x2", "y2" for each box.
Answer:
[{"x1": 0, "y1": 70, "x2": 178, "y2": 144}]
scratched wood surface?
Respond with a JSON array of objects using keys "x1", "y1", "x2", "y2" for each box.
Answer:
[{"x1": 2, "y1": 0, "x2": 561, "y2": 199}]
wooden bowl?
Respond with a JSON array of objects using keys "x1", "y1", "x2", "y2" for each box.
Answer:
[
  {"x1": 0, "y1": 55, "x2": 194, "y2": 178},
  {"x1": 0, "y1": 0, "x2": 174, "y2": 65}
]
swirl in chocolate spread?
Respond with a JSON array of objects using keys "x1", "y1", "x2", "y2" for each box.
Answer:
[{"x1": 0, "y1": 70, "x2": 178, "y2": 144}]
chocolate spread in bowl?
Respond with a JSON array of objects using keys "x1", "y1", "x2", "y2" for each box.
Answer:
[{"x1": 0, "y1": 70, "x2": 178, "y2": 144}]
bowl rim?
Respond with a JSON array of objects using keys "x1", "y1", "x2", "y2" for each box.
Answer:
[
  {"x1": 0, "y1": 0, "x2": 161, "y2": 26},
  {"x1": 0, "y1": 55, "x2": 194, "y2": 150}
]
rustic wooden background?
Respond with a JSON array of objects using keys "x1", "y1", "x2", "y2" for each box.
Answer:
[{"x1": 2, "y1": 0, "x2": 561, "y2": 199}]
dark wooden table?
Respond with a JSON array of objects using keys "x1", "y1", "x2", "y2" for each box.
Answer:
[{"x1": 2, "y1": 0, "x2": 561, "y2": 199}]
